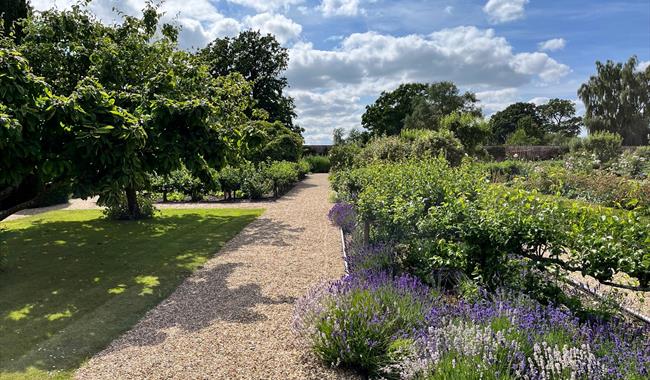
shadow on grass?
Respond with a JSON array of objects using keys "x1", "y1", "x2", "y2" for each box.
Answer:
[{"x1": 0, "y1": 210, "x2": 264, "y2": 377}]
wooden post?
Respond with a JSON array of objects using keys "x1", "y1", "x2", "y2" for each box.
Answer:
[{"x1": 363, "y1": 220, "x2": 370, "y2": 246}]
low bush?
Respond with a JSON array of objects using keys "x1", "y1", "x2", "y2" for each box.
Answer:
[
  {"x1": 240, "y1": 163, "x2": 271, "y2": 200},
  {"x1": 296, "y1": 159, "x2": 311, "y2": 179},
  {"x1": 572, "y1": 131, "x2": 623, "y2": 163},
  {"x1": 296, "y1": 275, "x2": 650, "y2": 380},
  {"x1": 305, "y1": 155, "x2": 331, "y2": 173},
  {"x1": 151, "y1": 166, "x2": 211, "y2": 202},
  {"x1": 294, "y1": 271, "x2": 437, "y2": 378},
  {"x1": 266, "y1": 161, "x2": 299, "y2": 198},
  {"x1": 100, "y1": 192, "x2": 157, "y2": 220},
  {"x1": 327, "y1": 202, "x2": 356, "y2": 232},
  {"x1": 218, "y1": 166, "x2": 242, "y2": 199}
]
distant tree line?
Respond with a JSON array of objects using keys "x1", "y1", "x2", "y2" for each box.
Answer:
[{"x1": 357, "y1": 56, "x2": 649, "y2": 147}]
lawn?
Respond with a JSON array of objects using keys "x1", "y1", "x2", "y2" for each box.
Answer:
[{"x1": 0, "y1": 208, "x2": 263, "y2": 380}]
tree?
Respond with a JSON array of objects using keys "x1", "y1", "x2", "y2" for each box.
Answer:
[
  {"x1": 489, "y1": 102, "x2": 545, "y2": 144},
  {"x1": 578, "y1": 56, "x2": 650, "y2": 145},
  {"x1": 245, "y1": 120, "x2": 303, "y2": 162},
  {"x1": 538, "y1": 98, "x2": 582, "y2": 137},
  {"x1": 0, "y1": 49, "x2": 145, "y2": 221},
  {"x1": 200, "y1": 30, "x2": 298, "y2": 133},
  {"x1": 362, "y1": 83, "x2": 428, "y2": 136},
  {"x1": 404, "y1": 82, "x2": 481, "y2": 131},
  {"x1": 12, "y1": 5, "x2": 253, "y2": 219},
  {"x1": 0, "y1": 0, "x2": 29, "y2": 41},
  {"x1": 439, "y1": 112, "x2": 491, "y2": 153}
]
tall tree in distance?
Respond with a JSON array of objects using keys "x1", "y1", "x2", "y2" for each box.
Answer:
[
  {"x1": 578, "y1": 56, "x2": 650, "y2": 145},
  {"x1": 362, "y1": 83, "x2": 428, "y2": 136},
  {"x1": 489, "y1": 102, "x2": 545, "y2": 144},
  {"x1": 404, "y1": 81, "x2": 481, "y2": 131},
  {"x1": 538, "y1": 98, "x2": 582, "y2": 137},
  {"x1": 0, "y1": 0, "x2": 30, "y2": 41},
  {"x1": 200, "y1": 30, "x2": 299, "y2": 134}
]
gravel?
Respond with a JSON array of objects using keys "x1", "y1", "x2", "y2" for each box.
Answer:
[{"x1": 74, "y1": 174, "x2": 357, "y2": 380}]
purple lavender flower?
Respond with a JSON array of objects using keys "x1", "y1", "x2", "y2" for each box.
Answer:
[{"x1": 327, "y1": 202, "x2": 357, "y2": 232}]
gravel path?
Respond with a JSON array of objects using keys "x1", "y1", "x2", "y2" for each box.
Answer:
[{"x1": 74, "y1": 174, "x2": 356, "y2": 380}]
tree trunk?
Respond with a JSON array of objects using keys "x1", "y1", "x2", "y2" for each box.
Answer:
[
  {"x1": 125, "y1": 187, "x2": 140, "y2": 219},
  {"x1": 162, "y1": 191, "x2": 168, "y2": 203}
]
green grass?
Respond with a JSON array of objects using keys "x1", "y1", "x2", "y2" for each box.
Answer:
[{"x1": 0, "y1": 208, "x2": 263, "y2": 380}]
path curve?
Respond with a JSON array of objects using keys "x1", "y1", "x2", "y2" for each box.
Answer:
[{"x1": 74, "y1": 174, "x2": 356, "y2": 380}]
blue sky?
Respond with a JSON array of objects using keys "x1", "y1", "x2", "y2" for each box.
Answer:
[{"x1": 33, "y1": 0, "x2": 650, "y2": 143}]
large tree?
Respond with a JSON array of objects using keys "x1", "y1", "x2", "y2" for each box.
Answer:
[
  {"x1": 578, "y1": 56, "x2": 650, "y2": 145},
  {"x1": 200, "y1": 30, "x2": 298, "y2": 134},
  {"x1": 6, "y1": 5, "x2": 253, "y2": 219},
  {"x1": 489, "y1": 102, "x2": 545, "y2": 144},
  {"x1": 538, "y1": 98, "x2": 582, "y2": 137},
  {"x1": 361, "y1": 83, "x2": 429, "y2": 136},
  {"x1": 0, "y1": 49, "x2": 145, "y2": 221},
  {"x1": 0, "y1": 0, "x2": 29, "y2": 40},
  {"x1": 404, "y1": 82, "x2": 481, "y2": 131}
]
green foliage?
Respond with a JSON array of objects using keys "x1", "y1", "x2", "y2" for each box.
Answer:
[
  {"x1": 329, "y1": 142, "x2": 362, "y2": 171},
  {"x1": 362, "y1": 83, "x2": 428, "y2": 136},
  {"x1": 439, "y1": 112, "x2": 491, "y2": 153},
  {"x1": 304, "y1": 155, "x2": 331, "y2": 173},
  {"x1": 246, "y1": 120, "x2": 303, "y2": 162},
  {"x1": 241, "y1": 163, "x2": 272, "y2": 200},
  {"x1": 3, "y1": 5, "x2": 256, "y2": 220},
  {"x1": 410, "y1": 129, "x2": 465, "y2": 166},
  {"x1": 505, "y1": 128, "x2": 541, "y2": 146},
  {"x1": 489, "y1": 102, "x2": 545, "y2": 144},
  {"x1": 333, "y1": 159, "x2": 650, "y2": 290},
  {"x1": 578, "y1": 56, "x2": 650, "y2": 145},
  {"x1": 218, "y1": 165, "x2": 243, "y2": 199},
  {"x1": 580, "y1": 131, "x2": 623, "y2": 163},
  {"x1": 101, "y1": 192, "x2": 157, "y2": 220},
  {"x1": 538, "y1": 98, "x2": 582, "y2": 137},
  {"x1": 403, "y1": 82, "x2": 482, "y2": 131},
  {"x1": 266, "y1": 161, "x2": 299, "y2": 197},
  {"x1": 200, "y1": 30, "x2": 298, "y2": 133},
  {"x1": 150, "y1": 166, "x2": 215, "y2": 202},
  {"x1": 0, "y1": 0, "x2": 29, "y2": 41}
]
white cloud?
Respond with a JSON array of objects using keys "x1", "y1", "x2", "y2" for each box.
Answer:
[
  {"x1": 243, "y1": 13, "x2": 302, "y2": 44},
  {"x1": 226, "y1": 0, "x2": 304, "y2": 12},
  {"x1": 318, "y1": 0, "x2": 361, "y2": 17},
  {"x1": 475, "y1": 88, "x2": 519, "y2": 115},
  {"x1": 444, "y1": 5, "x2": 454, "y2": 14},
  {"x1": 483, "y1": 0, "x2": 528, "y2": 24},
  {"x1": 287, "y1": 27, "x2": 570, "y2": 143},
  {"x1": 638, "y1": 60, "x2": 650, "y2": 72},
  {"x1": 538, "y1": 38, "x2": 566, "y2": 51}
]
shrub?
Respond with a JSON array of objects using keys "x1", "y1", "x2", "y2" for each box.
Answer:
[
  {"x1": 329, "y1": 142, "x2": 362, "y2": 171},
  {"x1": 505, "y1": 127, "x2": 541, "y2": 145},
  {"x1": 151, "y1": 166, "x2": 211, "y2": 202},
  {"x1": 294, "y1": 271, "x2": 436, "y2": 378},
  {"x1": 360, "y1": 136, "x2": 412, "y2": 164},
  {"x1": 241, "y1": 164, "x2": 271, "y2": 200},
  {"x1": 411, "y1": 129, "x2": 465, "y2": 166},
  {"x1": 439, "y1": 112, "x2": 491, "y2": 153},
  {"x1": 580, "y1": 131, "x2": 623, "y2": 163},
  {"x1": 266, "y1": 161, "x2": 299, "y2": 198},
  {"x1": 305, "y1": 155, "x2": 331, "y2": 173},
  {"x1": 100, "y1": 192, "x2": 157, "y2": 220},
  {"x1": 218, "y1": 166, "x2": 242, "y2": 199},
  {"x1": 295, "y1": 159, "x2": 310, "y2": 179}
]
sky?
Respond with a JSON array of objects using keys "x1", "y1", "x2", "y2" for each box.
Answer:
[{"x1": 32, "y1": 0, "x2": 650, "y2": 144}]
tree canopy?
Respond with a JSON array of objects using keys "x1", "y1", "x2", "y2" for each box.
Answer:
[
  {"x1": 489, "y1": 102, "x2": 545, "y2": 144},
  {"x1": 1, "y1": 4, "x2": 256, "y2": 220},
  {"x1": 578, "y1": 56, "x2": 650, "y2": 145},
  {"x1": 200, "y1": 30, "x2": 299, "y2": 134},
  {"x1": 0, "y1": 0, "x2": 29, "y2": 40},
  {"x1": 538, "y1": 98, "x2": 582, "y2": 137},
  {"x1": 361, "y1": 83, "x2": 428, "y2": 136}
]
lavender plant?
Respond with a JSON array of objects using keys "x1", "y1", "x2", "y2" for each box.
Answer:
[{"x1": 327, "y1": 202, "x2": 357, "y2": 232}]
